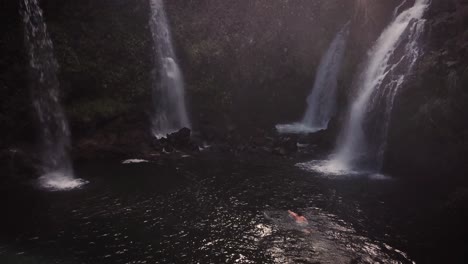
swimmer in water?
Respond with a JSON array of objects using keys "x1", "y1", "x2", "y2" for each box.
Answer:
[{"x1": 288, "y1": 210, "x2": 308, "y2": 225}]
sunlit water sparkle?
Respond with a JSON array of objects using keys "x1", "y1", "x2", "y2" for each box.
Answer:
[{"x1": 1, "y1": 157, "x2": 414, "y2": 263}]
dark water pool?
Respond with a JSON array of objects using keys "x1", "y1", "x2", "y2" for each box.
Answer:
[{"x1": 0, "y1": 154, "x2": 466, "y2": 263}]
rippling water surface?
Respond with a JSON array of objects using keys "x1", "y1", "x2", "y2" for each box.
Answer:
[{"x1": 0, "y1": 154, "x2": 463, "y2": 263}]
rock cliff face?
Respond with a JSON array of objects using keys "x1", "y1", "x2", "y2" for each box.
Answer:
[
  {"x1": 0, "y1": 1, "x2": 30, "y2": 146},
  {"x1": 1, "y1": 0, "x2": 154, "y2": 155},
  {"x1": 1, "y1": 0, "x2": 467, "y2": 178},
  {"x1": 1, "y1": 0, "x2": 354, "y2": 149},
  {"x1": 166, "y1": 0, "x2": 353, "y2": 131},
  {"x1": 385, "y1": 0, "x2": 468, "y2": 178}
]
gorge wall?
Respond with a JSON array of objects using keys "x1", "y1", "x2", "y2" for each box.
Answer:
[
  {"x1": 1, "y1": 0, "x2": 467, "y2": 179},
  {"x1": 385, "y1": 0, "x2": 468, "y2": 179}
]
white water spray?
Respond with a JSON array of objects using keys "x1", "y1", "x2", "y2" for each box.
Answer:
[
  {"x1": 276, "y1": 24, "x2": 350, "y2": 134},
  {"x1": 323, "y1": 0, "x2": 430, "y2": 174},
  {"x1": 21, "y1": 0, "x2": 87, "y2": 190},
  {"x1": 149, "y1": 0, "x2": 190, "y2": 138}
]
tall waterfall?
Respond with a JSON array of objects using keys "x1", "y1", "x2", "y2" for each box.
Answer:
[
  {"x1": 149, "y1": 0, "x2": 190, "y2": 138},
  {"x1": 276, "y1": 24, "x2": 350, "y2": 134},
  {"x1": 330, "y1": 0, "x2": 430, "y2": 173},
  {"x1": 21, "y1": 0, "x2": 86, "y2": 190}
]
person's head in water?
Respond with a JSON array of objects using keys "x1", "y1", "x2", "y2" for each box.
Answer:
[{"x1": 288, "y1": 210, "x2": 308, "y2": 225}]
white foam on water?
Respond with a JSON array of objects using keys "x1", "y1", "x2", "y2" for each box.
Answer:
[
  {"x1": 368, "y1": 173, "x2": 392, "y2": 180},
  {"x1": 153, "y1": 133, "x2": 167, "y2": 140},
  {"x1": 38, "y1": 172, "x2": 88, "y2": 191},
  {"x1": 297, "y1": 159, "x2": 393, "y2": 180},
  {"x1": 297, "y1": 159, "x2": 359, "y2": 177},
  {"x1": 199, "y1": 143, "x2": 212, "y2": 152},
  {"x1": 122, "y1": 159, "x2": 150, "y2": 164},
  {"x1": 275, "y1": 123, "x2": 323, "y2": 134}
]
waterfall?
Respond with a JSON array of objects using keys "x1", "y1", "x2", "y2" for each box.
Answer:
[
  {"x1": 149, "y1": 0, "x2": 190, "y2": 138},
  {"x1": 20, "y1": 0, "x2": 86, "y2": 190},
  {"x1": 328, "y1": 0, "x2": 430, "y2": 173},
  {"x1": 276, "y1": 23, "x2": 350, "y2": 134}
]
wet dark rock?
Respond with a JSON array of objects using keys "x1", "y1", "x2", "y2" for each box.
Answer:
[
  {"x1": 167, "y1": 127, "x2": 191, "y2": 147},
  {"x1": 163, "y1": 144, "x2": 174, "y2": 153},
  {"x1": 153, "y1": 128, "x2": 199, "y2": 153}
]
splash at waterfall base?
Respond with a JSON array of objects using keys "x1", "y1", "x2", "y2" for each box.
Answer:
[
  {"x1": 296, "y1": 159, "x2": 391, "y2": 180},
  {"x1": 20, "y1": 0, "x2": 87, "y2": 191},
  {"x1": 38, "y1": 172, "x2": 88, "y2": 191}
]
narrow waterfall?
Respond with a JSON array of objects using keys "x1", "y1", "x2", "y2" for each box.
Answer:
[
  {"x1": 330, "y1": 0, "x2": 430, "y2": 173},
  {"x1": 20, "y1": 0, "x2": 86, "y2": 190},
  {"x1": 276, "y1": 24, "x2": 350, "y2": 134},
  {"x1": 302, "y1": 23, "x2": 350, "y2": 131},
  {"x1": 149, "y1": 0, "x2": 190, "y2": 138}
]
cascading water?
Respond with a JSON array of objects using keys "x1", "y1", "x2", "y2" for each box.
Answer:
[
  {"x1": 20, "y1": 0, "x2": 87, "y2": 190},
  {"x1": 149, "y1": 0, "x2": 190, "y2": 138},
  {"x1": 276, "y1": 24, "x2": 350, "y2": 134},
  {"x1": 299, "y1": 0, "x2": 430, "y2": 175}
]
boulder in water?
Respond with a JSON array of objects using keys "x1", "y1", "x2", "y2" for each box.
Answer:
[
  {"x1": 167, "y1": 127, "x2": 191, "y2": 146},
  {"x1": 153, "y1": 128, "x2": 199, "y2": 153}
]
